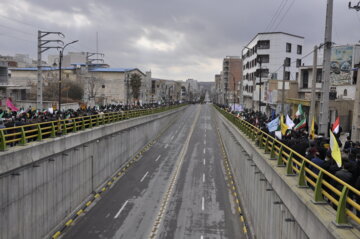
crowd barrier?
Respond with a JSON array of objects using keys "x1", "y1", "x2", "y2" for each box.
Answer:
[
  {"x1": 0, "y1": 105, "x2": 183, "y2": 151},
  {"x1": 215, "y1": 105, "x2": 360, "y2": 227}
]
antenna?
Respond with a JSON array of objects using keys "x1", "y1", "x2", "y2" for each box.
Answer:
[{"x1": 96, "y1": 32, "x2": 99, "y2": 56}]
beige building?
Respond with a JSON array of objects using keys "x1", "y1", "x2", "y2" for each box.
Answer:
[
  {"x1": 9, "y1": 65, "x2": 147, "y2": 108},
  {"x1": 148, "y1": 71, "x2": 182, "y2": 104},
  {"x1": 222, "y1": 56, "x2": 242, "y2": 106}
]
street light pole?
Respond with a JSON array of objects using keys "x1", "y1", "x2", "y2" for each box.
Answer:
[{"x1": 58, "y1": 40, "x2": 78, "y2": 112}]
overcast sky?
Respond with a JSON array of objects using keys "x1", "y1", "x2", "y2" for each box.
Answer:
[{"x1": 0, "y1": 0, "x2": 359, "y2": 81}]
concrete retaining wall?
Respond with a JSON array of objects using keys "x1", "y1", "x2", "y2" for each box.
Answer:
[
  {"x1": 215, "y1": 109, "x2": 360, "y2": 239},
  {"x1": 0, "y1": 107, "x2": 184, "y2": 239}
]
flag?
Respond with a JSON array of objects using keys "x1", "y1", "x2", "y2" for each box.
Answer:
[
  {"x1": 275, "y1": 131, "x2": 282, "y2": 140},
  {"x1": 280, "y1": 115, "x2": 288, "y2": 135},
  {"x1": 266, "y1": 117, "x2": 279, "y2": 132},
  {"x1": 295, "y1": 104, "x2": 303, "y2": 117},
  {"x1": 332, "y1": 116, "x2": 340, "y2": 134},
  {"x1": 310, "y1": 116, "x2": 315, "y2": 139},
  {"x1": 329, "y1": 130, "x2": 342, "y2": 167},
  {"x1": 294, "y1": 118, "x2": 307, "y2": 131},
  {"x1": 6, "y1": 98, "x2": 19, "y2": 112},
  {"x1": 286, "y1": 114, "x2": 295, "y2": 129}
]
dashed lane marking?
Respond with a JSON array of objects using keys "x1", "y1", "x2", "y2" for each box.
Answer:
[
  {"x1": 164, "y1": 144, "x2": 169, "y2": 149},
  {"x1": 202, "y1": 197, "x2": 205, "y2": 211},
  {"x1": 140, "y1": 171, "x2": 149, "y2": 182},
  {"x1": 203, "y1": 173, "x2": 205, "y2": 183},
  {"x1": 114, "y1": 200, "x2": 129, "y2": 219},
  {"x1": 203, "y1": 158, "x2": 206, "y2": 165},
  {"x1": 155, "y1": 155, "x2": 161, "y2": 162},
  {"x1": 203, "y1": 148, "x2": 206, "y2": 154}
]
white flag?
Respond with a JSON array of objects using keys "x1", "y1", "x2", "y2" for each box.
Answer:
[{"x1": 286, "y1": 115, "x2": 295, "y2": 129}]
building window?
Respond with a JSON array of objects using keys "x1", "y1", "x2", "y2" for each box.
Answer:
[
  {"x1": 296, "y1": 59, "x2": 301, "y2": 67},
  {"x1": 258, "y1": 55, "x2": 269, "y2": 63},
  {"x1": 285, "y1": 57, "x2": 291, "y2": 67},
  {"x1": 297, "y1": 45, "x2": 302, "y2": 54},
  {"x1": 302, "y1": 71, "x2": 309, "y2": 88},
  {"x1": 286, "y1": 43, "x2": 292, "y2": 53},
  {"x1": 344, "y1": 89, "x2": 347, "y2": 96},
  {"x1": 316, "y1": 69, "x2": 322, "y2": 83},
  {"x1": 257, "y1": 40, "x2": 270, "y2": 49},
  {"x1": 285, "y1": 71, "x2": 291, "y2": 81}
]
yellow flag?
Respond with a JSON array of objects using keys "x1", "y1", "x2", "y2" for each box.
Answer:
[
  {"x1": 329, "y1": 130, "x2": 342, "y2": 167},
  {"x1": 310, "y1": 116, "x2": 315, "y2": 139},
  {"x1": 280, "y1": 115, "x2": 288, "y2": 136}
]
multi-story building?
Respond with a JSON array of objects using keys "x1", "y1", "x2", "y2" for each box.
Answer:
[
  {"x1": 214, "y1": 74, "x2": 223, "y2": 104},
  {"x1": 148, "y1": 75, "x2": 182, "y2": 104},
  {"x1": 287, "y1": 44, "x2": 360, "y2": 132},
  {"x1": 222, "y1": 56, "x2": 242, "y2": 106},
  {"x1": 242, "y1": 32, "x2": 304, "y2": 113},
  {"x1": 9, "y1": 65, "x2": 147, "y2": 108}
]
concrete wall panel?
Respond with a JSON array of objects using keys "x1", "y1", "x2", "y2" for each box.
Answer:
[{"x1": 0, "y1": 107, "x2": 183, "y2": 239}]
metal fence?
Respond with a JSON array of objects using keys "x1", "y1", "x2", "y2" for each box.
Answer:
[
  {"x1": 215, "y1": 105, "x2": 360, "y2": 227},
  {"x1": 0, "y1": 105, "x2": 183, "y2": 151}
]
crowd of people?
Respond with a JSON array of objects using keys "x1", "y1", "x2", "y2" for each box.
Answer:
[
  {"x1": 0, "y1": 103, "x2": 176, "y2": 129},
  {"x1": 218, "y1": 104, "x2": 360, "y2": 203}
]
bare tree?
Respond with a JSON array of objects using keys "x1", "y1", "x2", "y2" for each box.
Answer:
[
  {"x1": 130, "y1": 73, "x2": 142, "y2": 103},
  {"x1": 85, "y1": 74, "x2": 104, "y2": 106}
]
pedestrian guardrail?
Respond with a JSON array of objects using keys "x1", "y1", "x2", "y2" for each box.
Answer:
[
  {"x1": 0, "y1": 105, "x2": 184, "y2": 151},
  {"x1": 215, "y1": 105, "x2": 360, "y2": 227}
]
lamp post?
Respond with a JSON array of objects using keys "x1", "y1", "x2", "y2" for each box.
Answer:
[{"x1": 58, "y1": 40, "x2": 78, "y2": 112}]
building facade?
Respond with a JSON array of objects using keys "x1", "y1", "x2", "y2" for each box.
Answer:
[
  {"x1": 242, "y1": 32, "x2": 304, "y2": 113},
  {"x1": 222, "y1": 56, "x2": 242, "y2": 106}
]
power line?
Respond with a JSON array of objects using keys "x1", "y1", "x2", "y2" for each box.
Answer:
[
  {"x1": 0, "y1": 23, "x2": 36, "y2": 36},
  {"x1": 265, "y1": 0, "x2": 288, "y2": 32},
  {"x1": 271, "y1": 46, "x2": 319, "y2": 75},
  {"x1": 273, "y1": 0, "x2": 296, "y2": 31},
  {"x1": 0, "y1": 32, "x2": 35, "y2": 44},
  {"x1": 0, "y1": 13, "x2": 38, "y2": 29}
]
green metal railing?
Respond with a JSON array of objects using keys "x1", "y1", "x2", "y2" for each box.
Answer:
[
  {"x1": 215, "y1": 105, "x2": 360, "y2": 227},
  {"x1": 0, "y1": 105, "x2": 184, "y2": 151}
]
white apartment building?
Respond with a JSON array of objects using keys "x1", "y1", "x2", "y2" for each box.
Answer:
[{"x1": 242, "y1": 32, "x2": 304, "y2": 112}]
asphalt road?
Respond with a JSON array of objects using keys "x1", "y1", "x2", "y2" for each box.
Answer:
[{"x1": 62, "y1": 104, "x2": 246, "y2": 239}]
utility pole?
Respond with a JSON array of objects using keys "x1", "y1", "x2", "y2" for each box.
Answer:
[
  {"x1": 281, "y1": 59, "x2": 286, "y2": 115},
  {"x1": 37, "y1": 30, "x2": 64, "y2": 110},
  {"x1": 319, "y1": 0, "x2": 333, "y2": 137},
  {"x1": 258, "y1": 58, "x2": 263, "y2": 112},
  {"x1": 309, "y1": 46, "x2": 318, "y2": 132}
]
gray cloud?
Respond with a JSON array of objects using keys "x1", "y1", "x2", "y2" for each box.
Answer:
[{"x1": 0, "y1": 0, "x2": 359, "y2": 81}]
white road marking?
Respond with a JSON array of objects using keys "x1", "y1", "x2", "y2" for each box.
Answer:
[
  {"x1": 203, "y1": 173, "x2": 205, "y2": 183},
  {"x1": 140, "y1": 171, "x2": 149, "y2": 182},
  {"x1": 204, "y1": 139, "x2": 206, "y2": 145},
  {"x1": 155, "y1": 155, "x2": 161, "y2": 162},
  {"x1": 201, "y1": 235, "x2": 204, "y2": 239},
  {"x1": 114, "y1": 200, "x2": 129, "y2": 219},
  {"x1": 202, "y1": 197, "x2": 205, "y2": 211},
  {"x1": 170, "y1": 135, "x2": 174, "y2": 140},
  {"x1": 164, "y1": 144, "x2": 169, "y2": 149},
  {"x1": 203, "y1": 148, "x2": 205, "y2": 154},
  {"x1": 203, "y1": 158, "x2": 206, "y2": 165}
]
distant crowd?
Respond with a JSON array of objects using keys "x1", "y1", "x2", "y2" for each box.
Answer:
[
  {"x1": 0, "y1": 103, "x2": 178, "y2": 129},
  {"x1": 218, "y1": 104, "x2": 360, "y2": 208}
]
